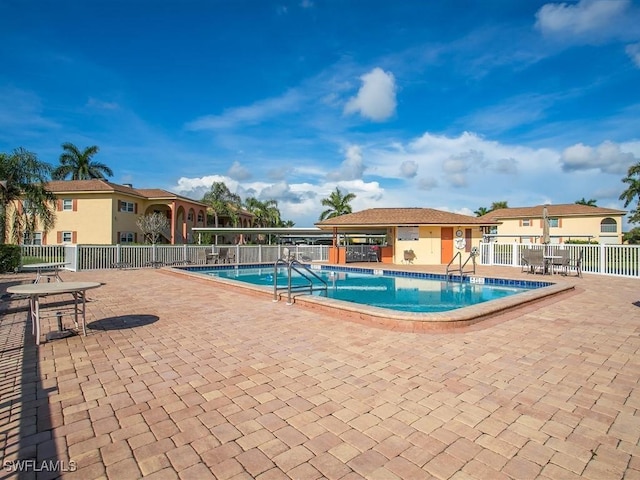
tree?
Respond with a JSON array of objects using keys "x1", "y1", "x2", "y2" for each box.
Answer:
[
  {"x1": 319, "y1": 187, "x2": 356, "y2": 221},
  {"x1": 202, "y1": 181, "x2": 242, "y2": 229},
  {"x1": 575, "y1": 198, "x2": 597, "y2": 206},
  {"x1": 623, "y1": 227, "x2": 640, "y2": 244},
  {"x1": 474, "y1": 207, "x2": 490, "y2": 217},
  {"x1": 244, "y1": 197, "x2": 281, "y2": 228},
  {"x1": 137, "y1": 212, "x2": 170, "y2": 244},
  {"x1": 0, "y1": 148, "x2": 56, "y2": 243},
  {"x1": 489, "y1": 201, "x2": 508, "y2": 211},
  {"x1": 52, "y1": 142, "x2": 113, "y2": 180},
  {"x1": 619, "y1": 162, "x2": 640, "y2": 224}
]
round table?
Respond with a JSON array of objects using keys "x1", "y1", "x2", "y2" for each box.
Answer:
[{"x1": 7, "y1": 281, "x2": 102, "y2": 345}]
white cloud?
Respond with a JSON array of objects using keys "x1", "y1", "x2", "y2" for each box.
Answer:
[
  {"x1": 227, "y1": 161, "x2": 252, "y2": 181},
  {"x1": 344, "y1": 67, "x2": 397, "y2": 122},
  {"x1": 185, "y1": 89, "x2": 303, "y2": 130},
  {"x1": 326, "y1": 144, "x2": 366, "y2": 181},
  {"x1": 535, "y1": 0, "x2": 635, "y2": 44},
  {"x1": 626, "y1": 43, "x2": 640, "y2": 67},
  {"x1": 418, "y1": 177, "x2": 438, "y2": 191},
  {"x1": 399, "y1": 160, "x2": 418, "y2": 178},
  {"x1": 560, "y1": 140, "x2": 638, "y2": 174}
]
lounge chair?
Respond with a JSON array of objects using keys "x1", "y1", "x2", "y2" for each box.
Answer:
[{"x1": 282, "y1": 247, "x2": 296, "y2": 262}]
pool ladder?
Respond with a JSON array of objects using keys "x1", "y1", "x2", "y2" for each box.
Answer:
[
  {"x1": 446, "y1": 251, "x2": 477, "y2": 282},
  {"x1": 273, "y1": 259, "x2": 328, "y2": 305}
]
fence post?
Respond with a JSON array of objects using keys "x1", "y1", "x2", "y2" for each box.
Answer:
[
  {"x1": 599, "y1": 243, "x2": 606, "y2": 274},
  {"x1": 183, "y1": 244, "x2": 188, "y2": 262},
  {"x1": 258, "y1": 244, "x2": 262, "y2": 263},
  {"x1": 512, "y1": 243, "x2": 519, "y2": 268},
  {"x1": 487, "y1": 242, "x2": 495, "y2": 266},
  {"x1": 116, "y1": 244, "x2": 122, "y2": 264}
]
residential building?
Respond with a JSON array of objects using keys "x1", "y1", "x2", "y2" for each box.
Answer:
[
  {"x1": 316, "y1": 208, "x2": 497, "y2": 264},
  {"x1": 479, "y1": 204, "x2": 626, "y2": 244},
  {"x1": 19, "y1": 180, "x2": 210, "y2": 245}
]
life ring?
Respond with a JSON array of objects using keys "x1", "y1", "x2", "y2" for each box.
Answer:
[{"x1": 455, "y1": 238, "x2": 466, "y2": 250}]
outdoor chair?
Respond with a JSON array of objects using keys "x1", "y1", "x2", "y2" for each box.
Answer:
[
  {"x1": 403, "y1": 249, "x2": 416, "y2": 264},
  {"x1": 528, "y1": 249, "x2": 545, "y2": 274},
  {"x1": 282, "y1": 247, "x2": 296, "y2": 262},
  {"x1": 520, "y1": 248, "x2": 532, "y2": 273},
  {"x1": 565, "y1": 250, "x2": 583, "y2": 277},
  {"x1": 367, "y1": 246, "x2": 380, "y2": 262},
  {"x1": 554, "y1": 250, "x2": 570, "y2": 275},
  {"x1": 217, "y1": 248, "x2": 229, "y2": 264}
]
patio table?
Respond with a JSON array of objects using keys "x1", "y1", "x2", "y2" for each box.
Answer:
[
  {"x1": 7, "y1": 281, "x2": 102, "y2": 345},
  {"x1": 21, "y1": 262, "x2": 68, "y2": 283}
]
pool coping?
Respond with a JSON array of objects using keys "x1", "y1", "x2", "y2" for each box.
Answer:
[{"x1": 163, "y1": 263, "x2": 575, "y2": 332}]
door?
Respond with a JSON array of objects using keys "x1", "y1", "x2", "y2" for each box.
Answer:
[
  {"x1": 465, "y1": 228, "x2": 472, "y2": 253},
  {"x1": 441, "y1": 227, "x2": 453, "y2": 263}
]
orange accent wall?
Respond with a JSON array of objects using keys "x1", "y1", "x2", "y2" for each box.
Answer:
[{"x1": 441, "y1": 227, "x2": 453, "y2": 263}]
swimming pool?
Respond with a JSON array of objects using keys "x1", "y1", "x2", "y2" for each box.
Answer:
[
  {"x1": 204, "y1": 266, "x2": 534, "y2": 313},
  {"x1": 168, "y1": 264, "x2": 572, "y2": 331}
]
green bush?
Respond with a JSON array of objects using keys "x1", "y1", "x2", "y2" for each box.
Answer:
[
  {"x1": 565, "y1": 239, "x2": 598, "y2": 244},
  {"x1": 0, "y1": 244, "x2": 21, "y2": 273}
]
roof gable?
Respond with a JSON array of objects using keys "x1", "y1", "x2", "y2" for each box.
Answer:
[
  {"x1": 480, "y1": 204, "x2": 626, "y2": 221},
  {"x1": 316, "y1": 208, "x2": 497, "y2": 227}
]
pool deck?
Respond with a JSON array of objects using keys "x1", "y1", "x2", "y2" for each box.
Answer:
[{"x1": 1, "y1": 265, "x2": 639, "y2": 479}]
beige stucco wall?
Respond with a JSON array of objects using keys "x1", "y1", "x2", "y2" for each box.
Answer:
[
  {"x1": 52, "y1": 195, "x2": 111, "y2": 243},
  {"x1": 494, "y1": 215, "x2": 623, "y2": 244},
  {"x1": 390, "y1": 226, "x2": 484, "y2": 265}
]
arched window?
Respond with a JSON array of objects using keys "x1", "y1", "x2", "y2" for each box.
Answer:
[{"x1": 600, "y1": 218, "x2": 617, "y2": 233}]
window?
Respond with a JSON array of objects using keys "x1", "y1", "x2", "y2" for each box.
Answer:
[
  {"x1": 549, "y1": 218, "x2": 559, "y2": 228},
  {"x1": 197, "y1": 212, "x2": 204, "y2": 223},
  {"x1": 62, "y1": 199, "x2": 73, "y2": 211},
  {"x1": 120, "y1": 201, "x2": 135, "y2": 213},
  {"x1": 22, "y1": 232, "x2": 42, "y2": 245},
  {"x1": 119, "y1": 232, "x2": 135, "y2": 243},
  {"x1": 601, "y1": 218, "x2": 617, "y2": 233},
  {"x1": 61, "y1": 231, "x2": 73, "y2": 243},
  {"x1": 188, "y1": 212, "x2": 194, "y2": 221},
  {"x1": 522, "y1": 219, "x2": 530, "y2": 226}
]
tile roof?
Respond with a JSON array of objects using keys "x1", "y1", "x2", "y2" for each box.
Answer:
[
  {"x1": 45, "y1": 180, "x2": 207, "y2": 206},
  {"x1": 480, "y1": 203, "x2": 626, "y2": 221},
  {"x1": 315, "y1": 208, "x2": 497, "y2": 227}
]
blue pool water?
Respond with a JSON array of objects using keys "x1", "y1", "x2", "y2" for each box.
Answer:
[{"x1": 197, "y1": 266, "x2": 538, "y2": 313}]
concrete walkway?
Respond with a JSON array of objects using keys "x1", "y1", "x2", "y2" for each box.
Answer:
[{"x1": 1, "y1": 266, "x2": 639, "y2": 479}]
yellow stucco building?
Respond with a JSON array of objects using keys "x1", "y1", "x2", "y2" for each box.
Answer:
[
  {"x1": 20, "y1": 180, "x2": 210, "y2": 245},
  {"x1": 316, "y1": 208, "x2": 497, "y2": 265},
  {"x1": 480, "y1": 204, "x2": 626, "y2": 244}
]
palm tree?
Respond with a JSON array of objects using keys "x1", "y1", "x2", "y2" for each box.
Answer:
[
  {"x1": 620, "y1": 162, "x2": 640, "y2": 224},
  {"x1": 202, "y1": 182, "x2": 242, "y2": 228},
  {"x1": 0, "y1": 148, "x2": 56, "y2": 243},
  {"x1": 319, "y1": 187, "x2": 356, "y2": 221},
  {"x1": 244, "y1": 197, "x2": 283, "y2": 244},
  {"x1": 489, "y1": 201, "x2": 508, "y2": 211},
  {"x1": 474, "y1": 206, "x2": 490, "y2": 216},
  {"x1": 52, "y1": 142, "x2": 113, "y2": 180},
  {"x1": 575, "y1": 198, "x2": 597, "y2": 206}
]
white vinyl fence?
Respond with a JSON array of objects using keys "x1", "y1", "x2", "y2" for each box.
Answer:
[
  {"x1": 480, "y1": 242, "x2": 640, "y2": 278},
  {"x1": 20, "y1": 244, "x2": 330, "y2": 271},
  {"x1": 18, "y1": 242, "x2": 640, "y2": 278}
]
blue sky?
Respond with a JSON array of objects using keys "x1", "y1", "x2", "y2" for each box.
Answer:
[{"x1": 1, "y1": 0, "x2": 640, "y2": 227}]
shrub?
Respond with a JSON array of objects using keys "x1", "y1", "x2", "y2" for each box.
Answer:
[{"x1": 0, "y1": 244, "x2": 21, "y2": 273}]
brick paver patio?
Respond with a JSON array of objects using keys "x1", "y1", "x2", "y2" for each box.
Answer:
[{"x1": 1, "y1": 265, "x2": 639, "y2": 479}]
